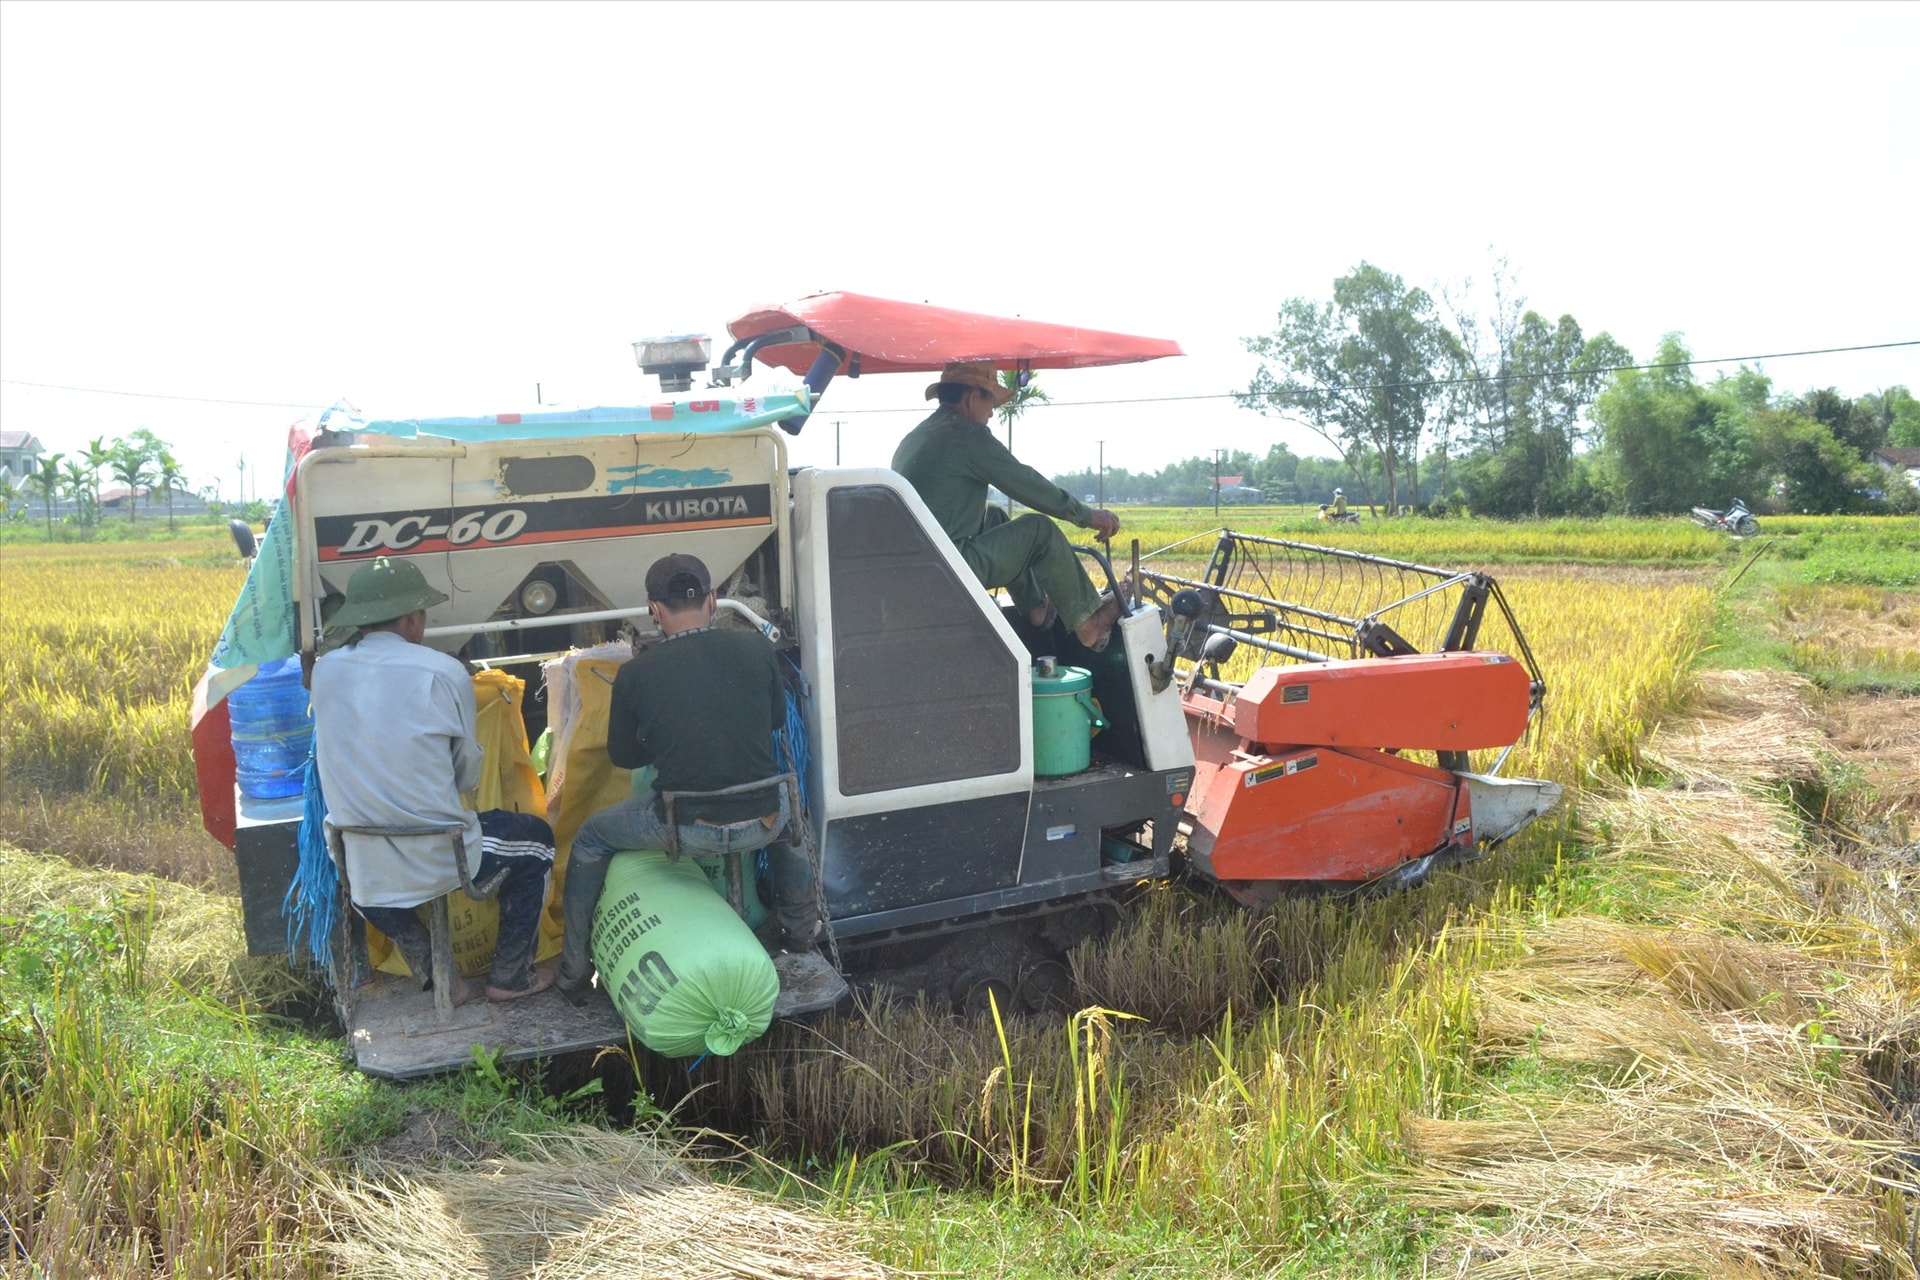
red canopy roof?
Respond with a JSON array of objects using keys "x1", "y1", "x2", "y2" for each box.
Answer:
[{"x1": 725, "y1": 291, "x2": 1183, "y2": 378}]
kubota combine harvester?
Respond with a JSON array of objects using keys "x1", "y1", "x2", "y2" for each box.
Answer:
[{"x1": 190, "y1": 292, "x2": 1561, "y2": 1078}]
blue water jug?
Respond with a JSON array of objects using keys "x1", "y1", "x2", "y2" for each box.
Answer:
[{"x1": 228, "y1": 656, "x2": 314, "y2": 800}]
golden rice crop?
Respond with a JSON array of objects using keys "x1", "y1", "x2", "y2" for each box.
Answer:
[
  {"x1": 1104, "y1": 508, "x2": 1737, "y2": 568},
  {"x1": 1483, "y1": 570, "x2": 1714, "y2": 778},
  {"x1": 0, "y1": 539, "x2": 244, "y2": 804}
]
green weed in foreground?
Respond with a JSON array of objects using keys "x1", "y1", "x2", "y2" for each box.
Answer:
[
  {"x1": 1, "y1": 900, "x2": 327, "y2": 1275},
  {"x1": 0, "y1": 852, "x2": 613, "y2": 1274}
]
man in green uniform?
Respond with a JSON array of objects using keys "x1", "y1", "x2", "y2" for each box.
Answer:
[{"x1": 891, "y1": 362, "x2": 1123, "y2": 651}]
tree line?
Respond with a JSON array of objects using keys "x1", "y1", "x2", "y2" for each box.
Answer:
[
  {"x1": 1050, "y1": 444, "x2": 1353, "y2": 508},
  {"x1": 1209, "y1": 260, "x2": 1918, "y2": 517},
  {"x1": 14, "y1": 428, "x2": 197, "y2": 536}
]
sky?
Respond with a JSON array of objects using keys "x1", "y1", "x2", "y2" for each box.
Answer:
[{"x1": 2, "y1": 0, "x2": 1916, "y2": 503}]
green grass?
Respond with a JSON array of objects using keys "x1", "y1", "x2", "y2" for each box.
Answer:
[
  {"x1": 1788, "y1": 524, "x2": 1920, "y2": 588},
  {"x1": 0, "y1": 512, "x2": 248, "y2": 547}
]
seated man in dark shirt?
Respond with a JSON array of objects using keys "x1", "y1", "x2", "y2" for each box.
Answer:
[{"x1": 557, "y1": 553, "x2": 819, "y2": 996}]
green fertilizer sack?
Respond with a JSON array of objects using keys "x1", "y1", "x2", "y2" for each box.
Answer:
[{"x1": 592, "y1": 849, "x2": 779, "y2": 1058}]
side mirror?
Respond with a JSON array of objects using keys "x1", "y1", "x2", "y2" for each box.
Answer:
[{"x1": 228, "y1": 519, "x2": 258, "y2": 561}]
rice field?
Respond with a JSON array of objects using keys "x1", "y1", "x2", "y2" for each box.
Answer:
[
  {"x1": 1111, "y1": 507, "x2": 1761, "y2": 568},
  {"x1": 0, "y1": 537, "x2": 247, "y2": 883},
  {"x1": 3, "y1": 514, "x2": 1916, "y2": 1277}
]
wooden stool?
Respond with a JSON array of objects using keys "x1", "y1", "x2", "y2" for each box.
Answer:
[{"x1": 325, "y1": 822, "x2": 509, "y2": 1023}]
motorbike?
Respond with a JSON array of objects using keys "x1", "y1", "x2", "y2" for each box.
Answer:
[
  {"x1": 1690, "y1": 498, "x2": 1759, "y2": 536},
  {"x1": 1317, "y1": 504, "x2": 1361, "y2": 525}
]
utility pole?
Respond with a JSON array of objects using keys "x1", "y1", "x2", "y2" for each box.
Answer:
[
  {"x1": 1097, "y1": 440, "x2": 1105, "y2": 508},
  {"x1": 834, "y1": 420, "x2": 843, "y2": 466},
  {"x1": 1213, "y1": 448, "x2": 1224, "y2": 519}
]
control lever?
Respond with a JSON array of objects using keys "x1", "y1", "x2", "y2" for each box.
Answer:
[{"x1": 1148, "y1": 589, "x2": 1206, "y2": 692}]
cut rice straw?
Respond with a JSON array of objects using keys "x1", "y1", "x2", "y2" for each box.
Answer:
[
  {"x1": 316, "y1": 1127, "x2": 898, "y2": 1280},
  {"x1": 1371, "y1": 666, "x2": 1919, "y2": 1279}
]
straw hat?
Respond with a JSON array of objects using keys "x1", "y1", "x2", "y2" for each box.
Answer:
[{"x1": 925, "y1": 361, "x2": 1014, "y2": 407}]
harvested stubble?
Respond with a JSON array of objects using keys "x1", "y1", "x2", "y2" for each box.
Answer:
[
  {"x1": 711, "y1": 989, "x2": 1191, "y2": 1191},
  {"x1": 1376, "y1": 697, "x2": 1919, "y2": 1278},
  {"x1": 316, "y1": 1128, "x2": 896, "y2": 1280},
  {"x1": 1069, "y1": 888, "x2": 1282, "y2": 1037},
  {"x1": 1776, "y1": 583, "x2": 1920, "y2": 676},
  {"x1": 1394, "y1": 928, "x2": 1916, "y2": 1277}
]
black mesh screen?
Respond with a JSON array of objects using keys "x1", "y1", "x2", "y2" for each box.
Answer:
[{"x1": 828, "y1": 486, "x2": 1022, "y2": 794}]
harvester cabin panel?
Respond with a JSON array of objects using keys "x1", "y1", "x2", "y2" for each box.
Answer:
[
  {"x1": 826, "y1": 484, "x2": 1023, "y2": 795},
  {"x1": 788, "y1": 470, "x2": 1035, "y2": 935}
]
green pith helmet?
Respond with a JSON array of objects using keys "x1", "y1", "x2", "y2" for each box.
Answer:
[{"x1": 329, "y1": 557, "x2": 450, "y2": 628}]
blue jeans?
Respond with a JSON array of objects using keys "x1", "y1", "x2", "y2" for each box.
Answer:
[
  {"x1": 558, "y1": 785, "x2": 817, "y2": 986},
  {"x1": 357, "y1": 809, "x2": 553, "y2": 993}
]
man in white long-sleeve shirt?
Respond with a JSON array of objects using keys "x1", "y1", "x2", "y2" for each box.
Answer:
[{"x1": 311, "y1": 556, "x2": 555, "y2": 1002}]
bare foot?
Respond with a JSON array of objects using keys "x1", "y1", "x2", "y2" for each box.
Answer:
[
  {"x1": 452, "y1": 976, "x2": 484, "y2": 1007},
  {"x1": 1027, "y1": 603, "x2": 1055, "y2": 628},
  {"x1": 486, "y1": 967, "x2": 556, "y2": 1003},
  {"x1": 1074, "y1": 597, "x2": 1121, "y2": 650}
]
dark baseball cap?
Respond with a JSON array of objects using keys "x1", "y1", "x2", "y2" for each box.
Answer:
[{"x1": 645, "y1": 552, "x2": 712, "y2": 603}]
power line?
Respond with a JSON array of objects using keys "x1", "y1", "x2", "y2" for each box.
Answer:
[
  {"x1": 1233, "y1": 339, "x2": 1920, "y2": 404},
  {"x1": 0, "y1": 378, "x2": 315, "y2": 408},
  {"x1": 3, "y1": 338, "x2": 1913, "y2": 416}
]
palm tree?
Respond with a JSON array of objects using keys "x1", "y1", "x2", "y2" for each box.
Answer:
[
  {"x1": 28, "y1": 453, "x2": 66, "y2": 539},
  {"x1": 110, "y1": 446, "x2": 154, "y2": 523},
  {"x1": 157, "y1": 452, "x2": 185, "y2": 532},
  {"x1": 995, "y1": 369, "x2": 1051, "y2": 513},
  {"x1": 81, "y1": 435, "x2": 113, "y2": 516},
  {"x1": 61, "y1": 459, "x2": 95, "y2": 527}
]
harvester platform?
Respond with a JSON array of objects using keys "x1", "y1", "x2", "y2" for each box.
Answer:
[{"x1": 341, "y1": 952, "x2": 846, "y2": 1079}]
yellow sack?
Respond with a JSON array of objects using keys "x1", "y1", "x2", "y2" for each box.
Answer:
[
  {"x1": 549, "y1": 652, "x2": 637, "y2": 859},
  {"x1": 542, "y1": 645, "x2": 635, "y2": 911},
  {"x1": 367, "y1": 669, "x2": 564, "y2": 978}
]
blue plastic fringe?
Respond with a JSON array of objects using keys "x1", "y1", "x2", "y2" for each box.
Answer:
[
  {"x1": 757, "y1": 673, "x2": 814, "y2": 892},
  {"x1": 283, "y1": 747, "x2": 340, "y2": 978},
  {"x1": 776, "y1": 657, "x2": 812, "y2": 815}
]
